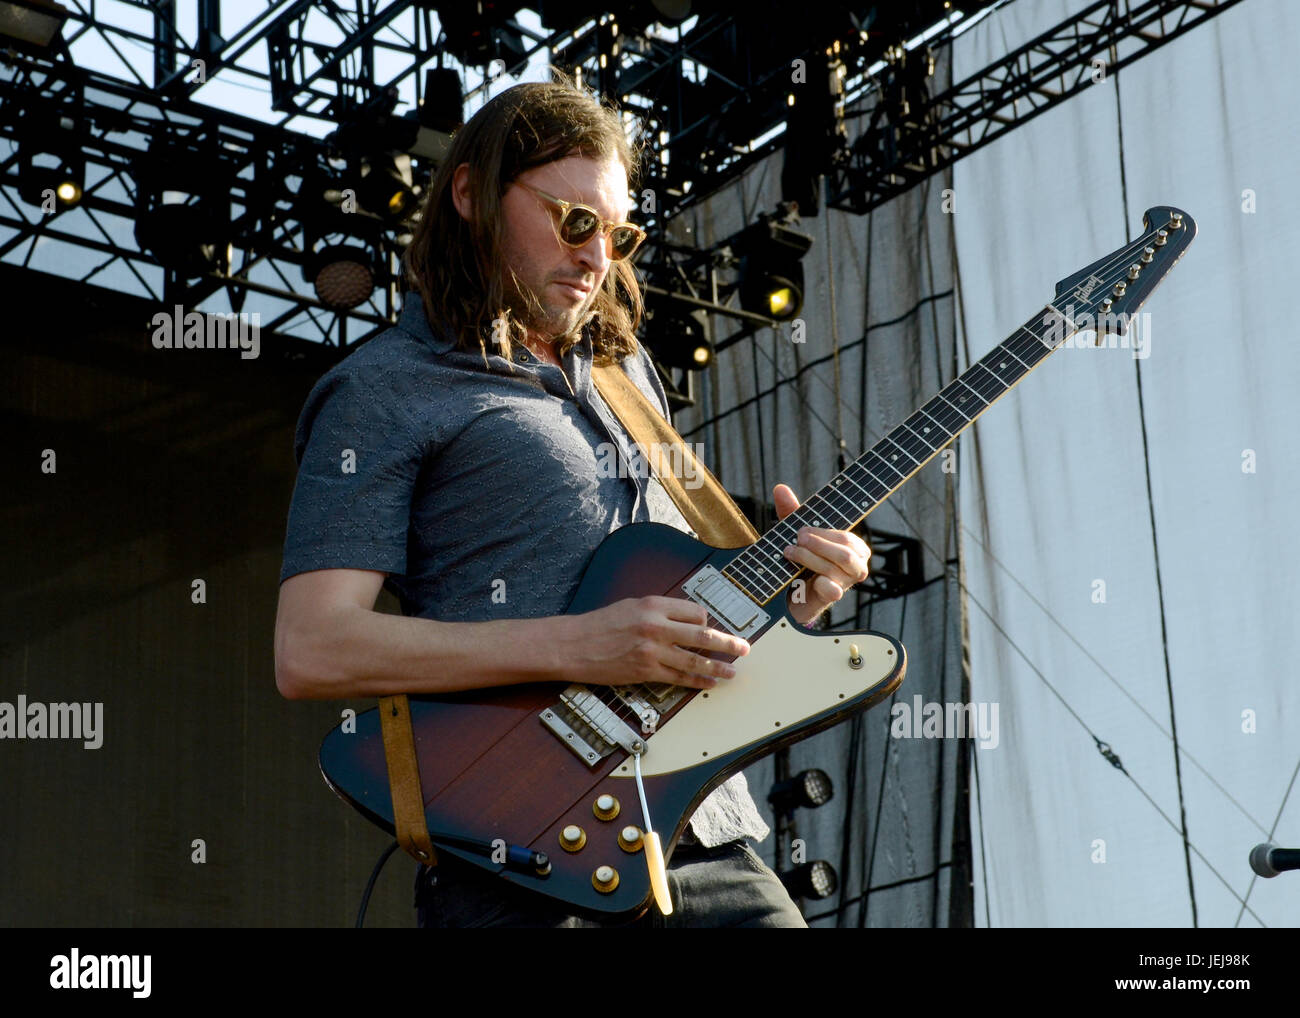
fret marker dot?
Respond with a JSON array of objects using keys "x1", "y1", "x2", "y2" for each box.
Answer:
[
  {"x1": 999, "y1": 361, "x2": 1007, "y2": 368},
  {"x1": 923, "y1": 426, "x2": 930, "y2": 433}
]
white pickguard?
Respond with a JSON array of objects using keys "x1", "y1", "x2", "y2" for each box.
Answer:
[{"x1": 611, "y1": 618, "x2": 900, "y2": 778}]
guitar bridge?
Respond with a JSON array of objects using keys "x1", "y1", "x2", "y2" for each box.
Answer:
[{"x1": 540, "y1": 685, "x2": 647, "y2": 767}]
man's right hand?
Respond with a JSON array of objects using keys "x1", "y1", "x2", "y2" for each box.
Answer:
[{"x1": 556, "y1": 596, "x2": 750, "y2": 690}]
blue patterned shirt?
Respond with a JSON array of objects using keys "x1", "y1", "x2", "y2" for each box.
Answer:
[{"x1": 280, "y1": 291, "x2": 769, "y2": 847}]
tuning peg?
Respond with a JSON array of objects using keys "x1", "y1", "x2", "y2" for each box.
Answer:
[
  {"x1": 1112, "y1": 281, "x2": 1127, "y2": 296},
  {"x1": 1141, "y1": 246, "x2": 1154, "y2": 263},
  {"x1": 1170, "y1": 212, "x2": 1183, "y2": 229},
  {"x1": 1154, "y1": 229, "x2": 1168, "y2": 246},
  {"x1": 1127, "y1": 264, "x2": 1141, "y2": 280}
]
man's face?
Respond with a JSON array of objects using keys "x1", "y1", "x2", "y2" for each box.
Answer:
[{"x1": 497, "y1": 153, "x2": 632, "y2": 343}]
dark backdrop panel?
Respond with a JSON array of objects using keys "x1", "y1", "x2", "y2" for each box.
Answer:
[{"x1": 0, "y1": 265, "x2": 418, "y2": 927}]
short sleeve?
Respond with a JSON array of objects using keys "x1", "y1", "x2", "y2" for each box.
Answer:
[{"x1": 279, "y1": 364, "x2": 425, "y2": 583}]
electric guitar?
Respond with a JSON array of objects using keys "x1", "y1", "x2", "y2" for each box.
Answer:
[{"x1": 318, "y1": 206, "x2": 1195, "y2": 919}]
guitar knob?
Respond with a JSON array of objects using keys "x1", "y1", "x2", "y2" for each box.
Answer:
[
  {"x1": 619, "y1": 825, "x2": 644, "y2": 852},
  {"x1": 848, "y1": 643, "x2": 863, "y2": 669},
  {"x1": 593, "y1": 794, "x2": 620, "y2": 821},
  {"x1": 559, "y1": 825, "x2": 587, "y2": 852},
  {"x1": 592, "y1": 865, "x2": 620, "y2": 893}
]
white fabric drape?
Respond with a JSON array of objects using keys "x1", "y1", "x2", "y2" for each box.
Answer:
[
  {"x1": 673, "y1": 52, "x2": 966, "y2": 926},
  {"x1": 953, "y1": 0, "x2": 1300, "y2": 927}
]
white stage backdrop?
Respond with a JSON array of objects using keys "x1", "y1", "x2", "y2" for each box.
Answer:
[
  {"x1": 953, "y1": 0, "x2": 1300, "y2": 926},
  {"x1": 670, "y1": 53, "x2": 967, "y2": 925}
]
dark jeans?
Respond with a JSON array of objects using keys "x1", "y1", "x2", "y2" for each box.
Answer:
[{"x1": 413, "y1": 839, "x2": 808, "y2": 928}]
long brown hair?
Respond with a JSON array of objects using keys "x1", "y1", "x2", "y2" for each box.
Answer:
[{"x1": 402, "y1": 71, "x2": 644, "y2": 366}]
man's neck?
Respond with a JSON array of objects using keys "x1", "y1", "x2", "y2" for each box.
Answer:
[{"x1": 523, "y1": 329, "x2": 561, "y2": 365}]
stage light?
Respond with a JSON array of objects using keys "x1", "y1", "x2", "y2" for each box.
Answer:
[
  {"x1": 132, "y1": 140, "x2": 234, "y2": 278},
  {"x1": 428, "y1": 2, "x2": 527, "y2": 70},
  {"x1": 779, "y1": 860, "x2": 839, "y2": 900},
  {"x1": 17, "y1": 132, "x2": 83, "y2": 210},
  {"x1": 644, "y1": 300, "x2": 713, "y2": 371},
  {"x1": 0, "y1": 0, "x2": 69, "y2": 48},
  {"x1": 418, "y1": 67, "x2": 464, "y2": 134},
  {"x1": 357, "y1": 152, "x2": 416, "y2": 223},
  {"x1": 134, "y1": 191, "x2": 231, "y2": 278},
  {"x1": 300, "y1": 188, "x2": 384, "y2": 311},
  {"x1": 735, "y1": 211, "x2": 813, "y2": 322},
  {"x1": 764, "y1": 274, "x2": 802, "y2": 319},
  {"x1": 768, "y1": 768, "x2": 834, "y2": 813},
  {"x1": 307, "y1": 244, "x2": 377, "y2": 311}
]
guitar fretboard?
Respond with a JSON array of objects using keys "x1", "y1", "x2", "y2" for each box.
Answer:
[{"x1": 721, "y1": 304, "x2": 1076, "y2": 605}]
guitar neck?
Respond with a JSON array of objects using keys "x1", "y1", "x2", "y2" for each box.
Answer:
[{"x1": 721, "y1": 304, "x2": 1076, "y2": 604}]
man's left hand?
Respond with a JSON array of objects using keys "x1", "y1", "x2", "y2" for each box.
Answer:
[{"x1": 773, "y1": 483, "x2": 871, "y2": 626}]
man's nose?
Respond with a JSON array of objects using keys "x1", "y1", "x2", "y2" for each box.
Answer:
[{"x1": 573, "y1": 228, "x2": 613, "y2": 277}]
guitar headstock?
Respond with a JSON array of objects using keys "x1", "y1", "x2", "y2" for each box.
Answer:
[{"x1": 1053, "y1": 206, "x2": 1196, "y2": 337}]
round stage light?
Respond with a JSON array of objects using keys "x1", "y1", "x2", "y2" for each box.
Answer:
[{"x1": 309, "y1": 244, "x2": 376, "y2": 310}]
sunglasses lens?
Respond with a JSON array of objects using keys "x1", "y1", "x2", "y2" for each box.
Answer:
[
  {"x1": 610, "y1": 226, "x2": 642, "y2": 260},
  {"x1": 560, "y1": 207, "x2": 599, "y2": 245}
]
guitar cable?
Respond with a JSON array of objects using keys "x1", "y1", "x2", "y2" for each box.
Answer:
[
  {"x1": 356, "y1": 839, "x2": 400, "y2": 929},
  {"x1": 354, "y1": 834, "x2": 551, "y2": 927}
]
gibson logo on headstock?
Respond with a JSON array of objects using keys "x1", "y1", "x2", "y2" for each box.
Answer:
[{"x1": 1072, "y1": 274, "x2": 1104, "y2": 303}]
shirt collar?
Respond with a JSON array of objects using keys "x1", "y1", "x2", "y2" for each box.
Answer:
[{"x1": 396, "y1": 290, "x2": 456, "y2": 354}]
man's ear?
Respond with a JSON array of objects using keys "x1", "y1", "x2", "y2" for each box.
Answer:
[{"x1": 451, "y1": 162, "x2": 473, "y2": 222}]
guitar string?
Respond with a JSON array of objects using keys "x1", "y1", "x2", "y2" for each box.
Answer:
[
  {"x1": 722, "y1": 226, "x2": 1170, "y2": 590},
  {"x1": 728, "y1": 238, "x2": 1273, "y2": 843},
  {"x1": 727, "y1": 229, "x2": 1171, "y2": 595},
  {"x1": 712, "y1": 220, "x2": 1275, "y2": 917},
  {"x1": 724, "y1": 217, "x2": 1183, "y2": 598},
  {"x1": 574, "y1": 217, "x2": 1183, "y2": 743}
]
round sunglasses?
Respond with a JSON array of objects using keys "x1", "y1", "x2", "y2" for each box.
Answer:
[{"x1": 515, "y1": 180, "x2": 647, "y2": 261}]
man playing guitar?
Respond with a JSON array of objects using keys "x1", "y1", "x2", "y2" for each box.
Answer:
[{"x1": 274, "y1": 75, "x2": 871, "y2": 927}]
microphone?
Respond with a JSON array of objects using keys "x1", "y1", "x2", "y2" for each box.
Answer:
[{"x1": 1249, "y1": 843, "x2": 1300, "y2": 878}]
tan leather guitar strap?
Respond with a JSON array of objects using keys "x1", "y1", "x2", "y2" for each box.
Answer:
[
  {"x1": 591, "y1": 362, "x2": 759, "y2": 548},
  {"x1": 378, "y1": 694, "x2": 437, "y2": 866},
  {"x1": 378, "y1": 358, "x2": 756, "y2": 868}
]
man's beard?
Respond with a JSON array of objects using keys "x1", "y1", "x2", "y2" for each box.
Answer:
[{"x1": 506, "y1": 276, "x2": 590, "y2": 343}]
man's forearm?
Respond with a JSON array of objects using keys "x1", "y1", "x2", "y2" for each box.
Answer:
[{"x1": 276, "y1": 607, "x2": 569, "y2": 700}]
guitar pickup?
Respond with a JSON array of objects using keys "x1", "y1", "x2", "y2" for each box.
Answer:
[{"x1": 682, "y1": 566, "x2": 770, "y2": 639}]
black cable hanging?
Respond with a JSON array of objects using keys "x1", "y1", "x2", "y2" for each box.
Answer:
[{"x1": 1112, "y1": 46, "x2": 1200, "y2": 929}]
